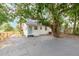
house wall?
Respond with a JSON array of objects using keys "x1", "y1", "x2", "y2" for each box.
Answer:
[{"x1": 31, "y1": 26, "x2": 51, "y2": 36}]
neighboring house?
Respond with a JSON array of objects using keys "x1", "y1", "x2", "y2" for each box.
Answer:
[{"x1": 21, "y1": 19, "x2": 52, "y2": 37}]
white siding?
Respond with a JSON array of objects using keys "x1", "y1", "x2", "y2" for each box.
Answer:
[{"x1": 32, "y1": 26, "x2": 51, "y2": 36}]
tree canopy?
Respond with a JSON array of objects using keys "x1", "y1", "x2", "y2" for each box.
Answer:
[{"x1": 1, "y1": 3, "x2": 79, "y2": 37}]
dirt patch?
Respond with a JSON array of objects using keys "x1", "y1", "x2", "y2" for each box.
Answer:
[{"x1": 60, "y1": 33, "x2": 79, "y2": 39}]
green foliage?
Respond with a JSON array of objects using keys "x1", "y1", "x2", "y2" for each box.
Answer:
[
  {"x1": 38, "y1": 19, "x2": 50, "y2": 26},
  {"x1": 0, "y1": 4, "x2": 9, "y2": 25},
  {"x1": 18, "y1": 17, "x2": 27, "y2": 24},
  {"x1": 14, "y1": 3, "x2": 79, "y2": 36},
  {"x1": 0, "y1": 22, "x2": 14, "y2": 32},
  {"x1": 1, "y1": 3, "x2": 79, "y2": 36}
]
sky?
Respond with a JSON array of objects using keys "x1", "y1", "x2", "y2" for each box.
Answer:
[{"x1": 10, "y1": 17, "x2": 19, "y2": 28}]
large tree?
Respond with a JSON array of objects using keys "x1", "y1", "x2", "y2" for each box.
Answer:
[
  {"x1": 14, "y1": 3, "x2": 71, "y2": 37},
  {"x1": 11, "y1": 3, "x2": 79, "y2": 37},
  {"x1": 65, "y1": 4, "x2": 79, "y2": 34},
  {"x1": 0, "y1": 4, "x2": 10, "y2": 25},
  {"x1": 31, "y1": 3, "x2": 70, "y2": 37},
  {"x1": 0, "y1": 3, "x2": 16, "y2": 27}
]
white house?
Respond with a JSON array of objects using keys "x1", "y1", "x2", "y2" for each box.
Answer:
[{"x1": 22, "y1": 19, "x2": 52, "y2": 37}]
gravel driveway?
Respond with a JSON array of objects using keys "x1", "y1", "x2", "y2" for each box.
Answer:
[{"x1": 0, "y1": 35, "x2": 79, "y2": 56}]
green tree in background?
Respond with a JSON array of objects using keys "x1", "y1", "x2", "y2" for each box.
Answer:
[{"x1": 1, "y1": 3, "x2": 79, "y2": 38}]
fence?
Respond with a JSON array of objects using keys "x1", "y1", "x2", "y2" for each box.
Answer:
[{"x1": 0, "y1": 31, "x2": 21, "y2": 41}]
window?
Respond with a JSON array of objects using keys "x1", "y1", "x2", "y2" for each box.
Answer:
[
  {"x1": 34, "y1": 26, "x2": 38, "y2": 30},
  {"x1": 29, "y1": 26, "x2": 32, "y2": 29},
  {"x1": 45, "y1": 26, "x2": 47, "y2": 30},
  {"x1": 40, "y1": 26, "x2": 42, "y2": 30}
]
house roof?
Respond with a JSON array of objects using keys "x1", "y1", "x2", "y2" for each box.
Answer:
[{"x1": 26, "y1": 19, "x2": 38, "y2": 26}]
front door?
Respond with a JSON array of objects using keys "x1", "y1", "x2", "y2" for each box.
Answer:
[{"x1": 28, "y1": 26, "x2": 32, "y2": 35}]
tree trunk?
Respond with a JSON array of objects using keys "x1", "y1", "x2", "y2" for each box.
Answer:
[
  {"x1": 19, "y1": 23, "x2": 24, "y2": 36},
  {"x1": 73, "y1": 12, "x2": 77, "y2": 34},
  {"x1": 50, "y1": 20, "x2": 60, "y2": 38}
]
